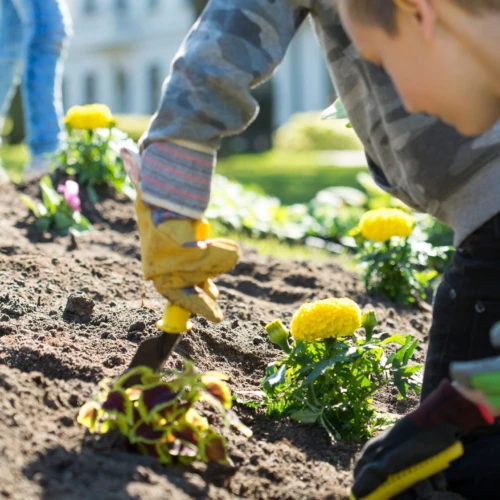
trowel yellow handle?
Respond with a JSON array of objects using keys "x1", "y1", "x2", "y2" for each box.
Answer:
[{"x1": 156, "y1": 219, "x2": 210, "y2": 335}]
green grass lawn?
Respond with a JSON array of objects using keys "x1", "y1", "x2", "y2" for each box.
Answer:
[
  {"x1": 217, "y1": 150, "x2": 367, "y2": 204},
  {"x1": 0, "y1": 144, "x2": 28, "y2": 182}
]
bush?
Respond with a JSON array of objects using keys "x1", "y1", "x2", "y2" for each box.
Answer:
[
  {"x1": 114, "y1": 114, "x2": 152, "y2": 142},
  {"x1": 273, "y1": 112, "x2": 363, "y2": 152},
  {"x1": 216, "y1": 150, "x2": 368, "y2": 205}
]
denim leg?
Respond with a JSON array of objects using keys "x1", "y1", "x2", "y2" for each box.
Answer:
[
  {"x1": 19, "y1": 0, "x2": 72, "y2": 156},
  {"x1": 0, "y1": 0, "x2": 24, "y2": 140}
]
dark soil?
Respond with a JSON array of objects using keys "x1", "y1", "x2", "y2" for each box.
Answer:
[{"x1": 0, "y1": 180, "x2": 462, "y2": 500}]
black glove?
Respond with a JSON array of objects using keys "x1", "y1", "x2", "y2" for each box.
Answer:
[{"x1": 350, "y1": 380, "x2": 492, "y2": 500}]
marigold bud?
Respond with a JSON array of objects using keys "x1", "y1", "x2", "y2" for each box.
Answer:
[
  {"x1": 361, "y1": 310, "x2": 378, "y2": 341},
  {"x1": 265, "y1": 319, "x2": 291, "y2": 353}
]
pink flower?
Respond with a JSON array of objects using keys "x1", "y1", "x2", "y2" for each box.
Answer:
[{"x1": 57, "y1": 180, "x2": 81, "y2": 212}]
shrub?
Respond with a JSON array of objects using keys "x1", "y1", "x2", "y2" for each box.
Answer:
[{"x1": 273, "y1": 112, "x2": 363, "y2": 152}]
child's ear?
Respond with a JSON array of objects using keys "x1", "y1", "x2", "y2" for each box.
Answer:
[{"x1": 394, "y1": 0, "x2": 436, "y2": 43}]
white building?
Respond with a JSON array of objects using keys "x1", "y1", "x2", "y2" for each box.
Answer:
[{"x1": 64, "y1": 0, "x2": 333, "y2": 132}]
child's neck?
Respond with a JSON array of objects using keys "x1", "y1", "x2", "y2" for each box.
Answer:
[{"x1": 439, "y1": 3, "x2": 500, "y2": 96}]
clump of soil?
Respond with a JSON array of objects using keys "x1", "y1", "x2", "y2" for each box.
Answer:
[{"x1": 0, "y1": 180, "x2": 463, "y2": 500}]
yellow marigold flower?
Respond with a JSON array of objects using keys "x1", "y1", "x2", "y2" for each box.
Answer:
[
  {"x1": 290, "y1": 298, "x2": 362, "y2": 343},
  {"x1": 357, "y1": 208, "x2": 414, "y2": 242},
  {"x1": 65, "y1": 103, "x2": 114, "y2": 130}
]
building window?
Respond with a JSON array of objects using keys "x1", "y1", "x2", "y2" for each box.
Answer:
[
  {"x1": 83, "y1": 0, "x2": 97, "y2": 14},
  {"x1": 84, "y1": 73, "x2": 97, "y2": 104},
  {"x1": 115, "y1": 69, "x2": 128, "y2": 114},
  {"x1": 148, "y1": 65, "x2": 162, "y2": 114}
]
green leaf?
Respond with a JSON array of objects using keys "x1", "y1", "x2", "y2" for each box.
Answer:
[
  {"x1": 20, "y1": 195, "x2": 40, "y2": 217},
  {"x1": 35, "y1": 217, "x2": 52, "y2": 233},
  {"x1": 402, "y1": 365, "x2": 423, "y2": 377},
  {"x1": 54, "y1": 212, "x2": 75, "y2": 233},
  {"x1": 87, "y1": 184, "x2": 99, "y2": 204},
  {"x1": 403, "y1": 340, "x2": 419, "y2": 366},
  {"x1": 72, "y1": 212, "x2": 92, "y2": 233},
  {"x1": 290, "y1": 409, "x2": 321, "y2": 424},
  {"x1": 263, "y1": 365, "x2": 286, "y2": 388},
  {"x1": 38, "y1": 204, "x2": 48, "y2": 217},
  {"x1": 381, "y1": 334, "x2": 407, "y2": 346},
  {"x1": 39, "y1": 175, "x2": 60, "y2": 214},
  {"x1": 304, "y1": 359, "x2": 332, "y2": 384}
]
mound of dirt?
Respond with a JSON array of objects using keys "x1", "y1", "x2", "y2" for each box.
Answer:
[{"x1": 0, "y1": 180, "x2": 464, "y2": 500}]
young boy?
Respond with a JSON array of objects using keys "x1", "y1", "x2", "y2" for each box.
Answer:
[
  {"x1": 337, "y1": 0, "x2": 500, "y2": 137},
  {"x1": 333, "y1": 2, "x2": 500, "y2": 498},
  {"x1": 124, "y1": 1, "x2": 500, "y2": 497}
]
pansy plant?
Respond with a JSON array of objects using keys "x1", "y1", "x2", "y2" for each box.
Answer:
[
  {"x1": 78, "y1": 362, "x2": 252, "y2": 465},
  {"x1": 21, "y1": 176, "x2": 92, "y2": 236}
]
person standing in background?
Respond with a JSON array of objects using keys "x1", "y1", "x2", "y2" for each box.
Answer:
[{"x1": 0, "y1": 0, "x2": 72, "y2": 179}]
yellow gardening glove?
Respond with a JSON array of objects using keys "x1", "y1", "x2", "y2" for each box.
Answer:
[{"x1": 135, "y1": 196, "x2": 240, "y2": 322}]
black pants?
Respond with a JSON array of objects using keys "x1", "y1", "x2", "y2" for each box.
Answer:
[
  {"x1": 422, "y1": 213, "x2": 500, "y2": 498},
  {"x1": 422, "y1": 213, "x2": 500, "y2": 399}
]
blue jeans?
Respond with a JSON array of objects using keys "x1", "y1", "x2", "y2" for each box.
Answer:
[{"x1": 0, "y1": 0, "x2": 71, "y2": 157}]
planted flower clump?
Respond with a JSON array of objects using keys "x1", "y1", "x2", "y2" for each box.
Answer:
[
  {"x1": 78, "y1": 362, "x2": 252, "y2": 465},
  {"x1": 350, "y1": 208, "x2": 450, "y2": 305},
  {"x1": 58, "y1": 104, "x2": 136, "y2": 202},
  {"x1": 261, "y1": 298, "x2": 422, "y2": 441},
  {"x1": 21, "y1": 176, "x2": 91, "y2": 235}
]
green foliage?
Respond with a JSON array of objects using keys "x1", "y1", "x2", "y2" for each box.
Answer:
[
  {"x1": 259, "y1": 312, "x2": 421, "y2": 441},
  {"x1": 208, "y1": 175, "x2": 371, "y2": 244},
  {"x1": 355, "y1": 237, "x2": 451, "y2": 305},
  {"x1": 217, "y1": 150, "x2": 367, "y2": 205},
  {"x1": 78, "y1": 363, "x2": 251, "y2": 466},
  {"x1": 0, "y1": 144, "x2": 28, "y2": 182},
  {"x1": 209, "y1": 175, "x2": 454, "y2": 266},
  {"x1": 57, "y1": 126, "x2": 135, "y2": 202},
  {"x1": 273, "y1": 112, "x2": 362, "y2": 152},
  {"x1": 114, "y1": 114, "x2": 151, "y2": 142},
  {"x1": 413, "y1": 213, "x2": 455, "y2": 250},
  {"x1": 20, "y1": 176, "x2": 91, "y2": 236},
  {"x1": 207, "y1": 175, "x2": 321, "y2": 241}
]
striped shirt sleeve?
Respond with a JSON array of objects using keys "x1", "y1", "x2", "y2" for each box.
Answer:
[{"x1": 139, "y1": 142, "x2": 215, "y2": 219}]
